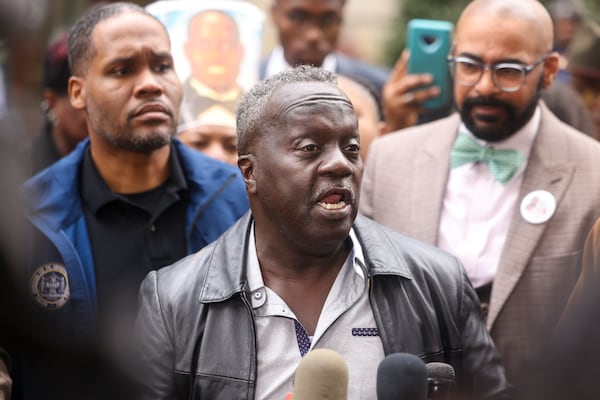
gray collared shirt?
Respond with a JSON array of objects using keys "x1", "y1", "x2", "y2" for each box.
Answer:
[{"x1": 247, "y1": 224, "x2": 384, "y2": 399}]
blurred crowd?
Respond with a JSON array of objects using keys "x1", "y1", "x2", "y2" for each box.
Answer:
[{"x1": 1, "y1": 0, "x2": 600, "y2": 399}]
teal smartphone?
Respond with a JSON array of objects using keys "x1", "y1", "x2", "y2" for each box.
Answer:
[{"x1": 407, "y1": 18, "x2": 454, "y2": 110}]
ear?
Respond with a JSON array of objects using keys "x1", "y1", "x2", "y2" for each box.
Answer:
[
  {"x1": 542, "y1": 52, "x2": 560, "y2": 89},
  {"x1": 238, "y1": 154, "x2": 257, "y2": 194},
  {"x1": 68, "y1": 76, "x2": 86, "y2": 110}
]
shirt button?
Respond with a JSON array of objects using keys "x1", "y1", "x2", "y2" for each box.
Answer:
[
  {"x1": 150, "y1": 224, "x2": 156, "y2": 232},
  {"x1": 253, "y1": 291, "x2": 262, "y2": 299}
]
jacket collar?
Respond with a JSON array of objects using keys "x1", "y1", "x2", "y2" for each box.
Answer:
[
  {"x1": 410, "y1": 113, "x2": 461, "y2": 244},
  {"x1": 21, "y1": 138, "x2": 90, "y2": 230},
  {"x1": 353, "y1": 215, "x2": 414, "y2": 279},
  {"x1": 197, "y1": 213, "x2": 414, "y2": 303},
  {"x1": 80, "y1": 141, "x2": 188, "y2": 214},
  {"x1": 21, "y1": 137, "x2": 241, "y2": 232}
]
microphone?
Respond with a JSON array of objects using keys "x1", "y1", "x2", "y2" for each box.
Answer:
[
  {"x1": 376, "y1": 353, "x2": 428, "y2": 400},
  {"x1": 426, "y1": 362, "x2": 455, "y2": 399},
  {"x1": 290, "y1": 348, "x2": 348, "y2": 400}
]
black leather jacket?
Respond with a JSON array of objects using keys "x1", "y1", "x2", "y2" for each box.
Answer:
[{"x1": 135, "y1": 213, "x2": 511, "y2": 399}]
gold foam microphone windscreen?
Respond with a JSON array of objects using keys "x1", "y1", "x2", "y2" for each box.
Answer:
[{"x1": 292, "y1": 348, "x2": 349, "y2": 400}]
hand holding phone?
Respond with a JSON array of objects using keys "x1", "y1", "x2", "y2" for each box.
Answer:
[
  {"x1": 406, "y1": 18, "x2": 454, "y2": 110},
  {"x1": 382, "y1": 49, "x2": 439, "y2": 132}
]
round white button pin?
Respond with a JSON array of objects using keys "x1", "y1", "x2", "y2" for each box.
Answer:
[{"x1": 520, "y1": 190, "x2": 556, "y2": 224}]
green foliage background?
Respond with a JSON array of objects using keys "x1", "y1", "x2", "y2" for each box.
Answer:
[{"x1": 383, "y1": 0, "x2": 600, "y2": 67}]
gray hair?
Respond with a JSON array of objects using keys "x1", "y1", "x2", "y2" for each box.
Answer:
[
  {"x1": 236, "y1": 65, "x2": 338, "y2": 154},
  {"x1": 68, "y1": 2, "x2": 163, "y2": 75}
]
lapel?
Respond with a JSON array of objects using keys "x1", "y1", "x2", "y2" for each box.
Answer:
[
  {"x1": 410, "y1": 114, "x2": 461, "y2": 244},
  {"x1": 487, "y1": 105, "x2": 576, "y2": 329}
]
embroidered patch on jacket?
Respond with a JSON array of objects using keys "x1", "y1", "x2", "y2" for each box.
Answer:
[
  {"x1": 30, "y1": 263, "x2": 70, "y2": 309},
  {"x1": 352, "y1": 328, "x2": 380, "y2": 337}
]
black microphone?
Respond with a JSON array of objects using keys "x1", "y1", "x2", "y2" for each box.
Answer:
[
  {"x1": 376, "y1": 353, "x2": 428, "y2": 400},
  {"x1": 426, "y1": 362, "x2": 455, "y2": 399},
  {"x1": 289, "y1": 348, "x2": 348, "y2": 400}
]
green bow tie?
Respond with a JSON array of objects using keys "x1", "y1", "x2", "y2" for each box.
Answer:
[{"x1": 450, "y1": 132, "x2": 525, "y2": 184}]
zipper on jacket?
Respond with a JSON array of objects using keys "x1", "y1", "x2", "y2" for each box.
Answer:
[{"x1": 240, "y1": 289, "x2": 259, "y2": 399}]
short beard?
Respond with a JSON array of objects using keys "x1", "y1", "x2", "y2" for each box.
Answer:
[
  {"x1": 87, "y1": 100, "x2": 175, "y2": 154},
  {"x1": 93, "y1": 115, "x2": 175, "y2": 154},
  {"x1": 106, "y1": 131, "x2": 172, "y2": 153},
  {"x1": 91, "y1": 120, "x2": 174, "y2": 154},
  {"x1": 458, "y1": 77, "x2": 543, "y2": 142}
]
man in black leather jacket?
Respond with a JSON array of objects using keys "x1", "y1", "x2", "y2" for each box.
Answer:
[{"x1": 134, "y1": 65, "x2": 511, "y2": 399}]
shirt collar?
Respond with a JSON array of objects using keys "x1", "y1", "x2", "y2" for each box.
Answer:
[
  {"x1": 265, "y1": 46, "x2": 338, "y2": 78},
  {"x1": 80, "y1": 141, "x2": 188, "y2": 214},
  {"x1": 246, "y1": 223, "x2": 366, "y2": 308},
  {"x1": 459, "y1": 105, "x2": 541, "y2": 160}
]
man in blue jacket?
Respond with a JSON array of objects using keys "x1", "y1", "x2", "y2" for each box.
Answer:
[{"x1": 15, "y1": 3, "x2": 248, "y2": 399}]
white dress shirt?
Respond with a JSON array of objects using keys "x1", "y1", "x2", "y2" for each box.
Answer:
[
  {"x1": 247, "y1": 224, "x2": 384, "y2": 400},
  {"x1": 438, "y1": 107, "x2": 541, "y2": 288}
]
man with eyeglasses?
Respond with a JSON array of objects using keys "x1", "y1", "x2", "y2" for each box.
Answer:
[
  {"x1": 260, "y1": 0, "x2": 389, "y2": 97},
  {"x1": 360, "y1": 0, "x2": 600, "y2": 387}
]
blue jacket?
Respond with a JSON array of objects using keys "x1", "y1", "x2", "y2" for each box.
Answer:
[{"x1": 21, "y1": 138, "x2": 249, "y2": 337}]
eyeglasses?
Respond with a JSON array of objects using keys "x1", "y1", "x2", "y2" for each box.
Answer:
[{"x1": 447, "y1": 54, "x2": 549, "y2": 92}]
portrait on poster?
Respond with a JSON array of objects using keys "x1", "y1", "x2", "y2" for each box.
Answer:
[{"x1": 146, "y1": 0, "x2": 264, "y2": 124}]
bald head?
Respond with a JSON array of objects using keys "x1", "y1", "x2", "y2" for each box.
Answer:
[
  {"x1": 450, "y1": 0, "x2": 560, "y2": 142},
  {"x1": 456, "y1": 0, "x2": 554, "y2": 53}
]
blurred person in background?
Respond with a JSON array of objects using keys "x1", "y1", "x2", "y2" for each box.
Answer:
[
  {"x1": 21, "y1": 30, "x2": 87, "y2": 177},
  {"x1": 0, "y1": 349, "x2": 9, "y2": 400},
  {"x1": 541, "y1": 78, "x2": 598, "y2": 139},
  {"x1": 261, "y1": 0, "x2": 389, "y2": 97},
  {"x1": 178, "y1": 104, "x2": 238, "y2": 165},
  {"x1": 1, "y1": 0, "x2": 49, "y2": 398},
  {"x1": 336, "y1": 74, "x2": 384, "y2": 161},
  {"x1": 549, "y1": 0, "x2": 586, "y2": 83},
  {"x1": 519, "y1": 217, "x2": 600, "y2": 400},
  {"x1": 0, "y1": 0, "x2": 47, "y2": 118},
  {"x1": 566, "y1": 19, "x2": 600, "y2": 138}
]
